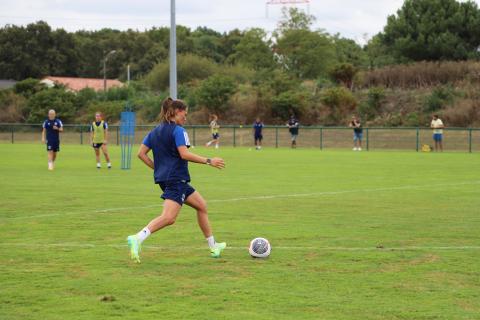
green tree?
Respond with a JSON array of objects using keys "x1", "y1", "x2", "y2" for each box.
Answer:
[
  {"x1": 231, "y1": 28, "x2": 275, "y2": 70},
  {"x1": 196, "y1": 74, "x2": 236, "y2": 113},
  {"x1": 378, "y1": 0, "x2": 480, "y2": 61}
]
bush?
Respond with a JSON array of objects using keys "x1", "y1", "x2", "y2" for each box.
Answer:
[
  {"x1": 145, "y1": 54, "x2": 217, "y2": 91},
  {"x1": 82, "y1": 100, "x2": 127, "y2": 123},
  {"x1": 196, "y1": 74, "x2": 236, "y2": 113},
  {"x1": 360, "y1": 61, "x2": 480, "y2": 89},
  {"x1": 271, "y1": 91, "x2": 303, "y2": 120},
  {"x1": 358, "y1": 87, "x2": 385, "y2": 120},
  {"x1": 13, "y1": 78, "x2": 45, "y2": 98},
  {"x1": 423, "y1": 86, "x2": 455, "y2": 112},
  {"x1": 0, "y1": 90, "x2": 28, "y2": 122},
  {"x1": 329, "y1": 63, "x2": 357, "y2": 88},
  {"x1": 320, "y1": 86, "x2": 357, "y2": 122},
  {"x1": 134, "y1": 93, "x2": 167, "y2": 123},
  {"x1": 27, "y1": 88, "x2": 79, "y2": 123}
]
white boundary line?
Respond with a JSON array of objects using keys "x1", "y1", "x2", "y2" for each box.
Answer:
[
  {"x1": 3, "y1": 180, "x2": 480, "y2": 221},
  {"x1": 0, "y1": 242, "x2": 479, "y2": 251}
]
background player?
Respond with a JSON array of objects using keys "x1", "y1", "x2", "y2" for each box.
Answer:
[
  {"x1": 90, "y1": 112, "x2": 112, "y2": 169},
  {"x1": 286, "y1": 114, "x2": 299, "y2": 148},
  {"x1": 205, "y1": 114, "x2": 220, "y2": 149},
  {"x1": 41, "y1": 109, "x2": 63, "y2": 171},
  {"x1": 253, "y1": 117, "x2": 264, "y2": 150},
  {"x1": 127, "y1": 98, "x2": 226, "y2": 263}
]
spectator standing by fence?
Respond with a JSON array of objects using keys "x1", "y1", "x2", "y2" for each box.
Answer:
[
  {"x1": 287, "y1": 114, "x2": 299, "y2": 148},
  {"x1": 349, "y1": 116, "x2": 363, "y2": 151},
  {"x1": 431, "y1": 114, "x2": 444, "y2": 152}
]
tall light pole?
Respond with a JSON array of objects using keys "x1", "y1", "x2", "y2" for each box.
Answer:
[
  {"x1": 103, "y1": 50, "x2": 117, "y2": 92},
  {"x1": 170, "y1": 0, "x2": 177, "y2": 99}
]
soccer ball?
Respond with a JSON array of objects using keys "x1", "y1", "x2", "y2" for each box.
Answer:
[{"x1": 249, "y1": 237, "x2": 271, "y2": 258}]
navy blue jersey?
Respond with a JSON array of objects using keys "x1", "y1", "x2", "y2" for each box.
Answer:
[
  {"x1": 288, "y1": 117, "x2": 299, "y2": 135},
  {"x1": 253, "y1": 121, "x2": 264, "y2": 135},
  {"x1": 42, "y1": 118, "x2": 63, "y2": 143},
  {"x1": 142, "y1": 122, "x2": 191, "y2": 184}
]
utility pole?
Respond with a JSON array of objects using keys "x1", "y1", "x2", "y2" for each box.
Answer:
[
  {"x1": 103, "y1": 50, "x2": 117, "y2": 92},
  {"x1": 170, "y1": 0, "x2": 177, "y2": 99}
]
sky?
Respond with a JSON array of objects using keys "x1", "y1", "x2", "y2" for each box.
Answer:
[{"x1": 0, "y1": 0, "x2": 411, "y2": 44}]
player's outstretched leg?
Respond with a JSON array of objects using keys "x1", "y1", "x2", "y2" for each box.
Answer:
[
  {"x1": 127, "y1": 200, "x2": 181, "y2": 263},
  {"x1": 185, "y1": 191, "x2": 226, "y2": 258}
]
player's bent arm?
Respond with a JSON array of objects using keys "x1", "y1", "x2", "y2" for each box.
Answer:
[
  {"x1": 177, "y1": 146, "x2": 225, "y2": 169},
  {"x1": 137, "y1": 144, "x2": 154, "y2": 170}
]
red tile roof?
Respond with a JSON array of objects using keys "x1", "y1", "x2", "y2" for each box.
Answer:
[{"x1": 41, "y1": 76, "x2": 124, "y2": 92}]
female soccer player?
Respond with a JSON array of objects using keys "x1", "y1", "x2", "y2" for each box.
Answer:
[
  {"x1": 205, "y1": 114, "x2": 220, "y2": 149},
  {"x1": 253, "y1": 117, "x2": 264, "y2": 150},
  {"x1": 90, "y1": 112, "x2": 112, "y2": 169},
  {"x1": 127, "y1": 98, "x2": 226, "y2": 263},
  {"x1": 41, "y1": 109, "x2": 63, "y2": 170}
]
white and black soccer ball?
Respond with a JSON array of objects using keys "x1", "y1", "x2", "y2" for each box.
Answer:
[{"x1": 249, "y1": 237, "x2": 271, "y2": 258}]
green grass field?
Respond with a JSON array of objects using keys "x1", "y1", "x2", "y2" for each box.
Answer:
[{"x1": 1, "y1": 144, "x2": 480, "y2": 319}]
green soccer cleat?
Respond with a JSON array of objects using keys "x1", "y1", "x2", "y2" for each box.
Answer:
[
  {"x1": 127, "y1": 235, "x2": 141, "y2": 263},
  {"x1": 210, "y1": 242, "x2": 227, "y2": 258}
]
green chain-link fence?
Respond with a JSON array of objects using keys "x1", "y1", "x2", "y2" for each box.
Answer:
[{"x1": 1, "y1": 123, "x2": 479, "y2": 152}]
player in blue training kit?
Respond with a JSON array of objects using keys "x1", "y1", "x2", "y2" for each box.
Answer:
[
  {"x1": 127, "y1": 98, "x2": 227, "y2": 263},
  {"x1": 253, "y1": 117, "x2": 264, "y2": 150},
  {"x1": 41, "y1": 109, "x2": 63, "y2": 170}
]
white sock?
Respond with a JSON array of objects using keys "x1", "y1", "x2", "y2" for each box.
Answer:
[
  {"x1": 206, "y1": 235, "x2": 216, "y2": 249},
  {"x1": 107, "y1": 162, "x2": 111, "y2": 167},
  {"x1": 136, "y1": 227, "x2": 151, "y2": 244},
  {"x1": 215, "y1": 143, "x2": 219, "y2": 149}
]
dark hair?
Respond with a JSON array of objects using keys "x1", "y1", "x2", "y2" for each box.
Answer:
[{"x1": 160, "y1": 97, "x2": 187, "y2": 123}]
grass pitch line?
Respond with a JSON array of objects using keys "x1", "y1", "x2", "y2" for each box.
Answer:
[
  {"x1": 1, "y1": 242, "x2": 480, "y2": 251},
  {"x1": 4, "y1": 180, "x2": 480, "y2": 221}
]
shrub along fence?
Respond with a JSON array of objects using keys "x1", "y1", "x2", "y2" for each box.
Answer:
[{"x1": 1, "y1": 123, "x2": 479, "y2": 153}]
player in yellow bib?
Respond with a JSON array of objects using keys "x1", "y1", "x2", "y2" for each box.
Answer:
[
  {"x1": 205, "y1": 114, "x2": 220, "y2": 149},
  {"x1": 90, "y1": 112, "x2": 112, "y2": 169}
]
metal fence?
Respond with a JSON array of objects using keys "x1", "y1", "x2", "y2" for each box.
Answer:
[{"x1": 1, "y1": 123, "x2": 480, "y2": 152}]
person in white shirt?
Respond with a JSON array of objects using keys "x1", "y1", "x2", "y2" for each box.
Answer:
[{"x1": 430, "y1": 114, "x2": 444, "y2": 152}]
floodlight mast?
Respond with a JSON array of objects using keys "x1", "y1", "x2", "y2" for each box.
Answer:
[
  {"x1": 170, "y1": 0, "x2": 177, "y2": 99},
  {"x1": 266, "y1": 0, "x2": 310, "y2": 18}
]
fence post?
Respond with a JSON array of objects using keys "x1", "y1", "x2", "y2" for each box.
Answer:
[
  {"x1": 469, "y1": 128, "x2": 472, "y2": 153},
  {"x1": 11, "y1": 125, "x2": 14, "y2": 144},
  {"x1": 193, "y1": 126, "x2": 196, "y2": 146},
  {"x1": 116, "y1": 126, "x2": 119, "y2": 146},
  {"x1": 416, "y1": 127, "x2": 420, "y2": 152},
  {"x1": 275, "y1": 127, "x2": 279, "y2": 148},
  {"x1": 233, "y1": 126, "x2": 236, "y2": 147},
  {"x1": 320, "y1": 127, "x2": 323, "y2": 150},
  {"x1": 80, "y1": 126, "x2": 83, "y2": 145},
  {"x1": 366, "y1": 128, "x2": 369, "y2": 151}
]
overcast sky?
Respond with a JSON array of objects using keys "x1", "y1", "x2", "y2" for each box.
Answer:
[{"x1": 0, "y1": 0, "x2": 422, "y2": 44}]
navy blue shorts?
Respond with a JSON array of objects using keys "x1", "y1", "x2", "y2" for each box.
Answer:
[
  {"x1": 433, "y1": 133, "x2": 443, "y2": 142},
  {"x1": 255, "y1": 134, "x2": 263, "y2": 141},
  {"x1": 212, "y1": 133, "x2": 219, "y2": 139},
  {"x1": 46, "y1": 141, "x2": 60, "y2": 152},
  {"x1": 159, "y1": 181, "x2": 196, "y2": 206},
  {"x1": 92, "y1": 143, "x2": 103, "y2": 149}
]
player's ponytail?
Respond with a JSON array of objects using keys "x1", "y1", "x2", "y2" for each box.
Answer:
[
  {"x1": 160, "y1": 97, "x2": 187, "y2": 123},
  {"x1": 160, "y1": 97, "x2": 174, "y2": 123}
]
